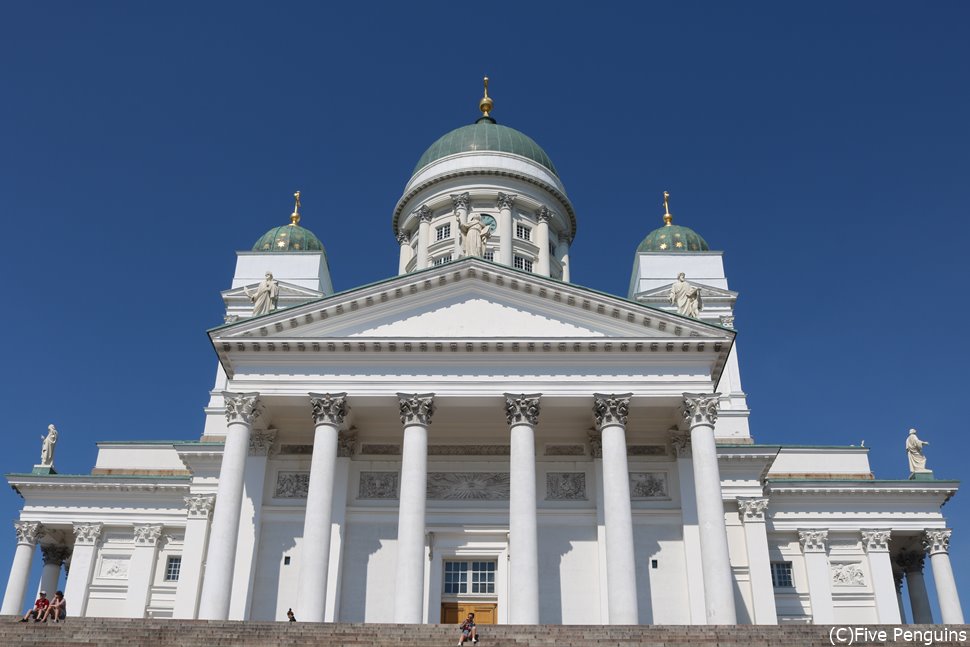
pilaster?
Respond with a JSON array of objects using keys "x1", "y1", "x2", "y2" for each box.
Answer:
[
  {"x1": 126, "y1": 524, "x2": 163, "y2": 617},
  {"x1": 798, "y1": 529, "x2": 834, "y2": 624},
  {"x1": 173, "y1": 494, "x2": 215, "y2": 618},
  {"x1": 737, "y1": 498, "x2": 776, "y2": 624},
  {"x1": 860, "y1": 529, "x2": 900, "y2": 624},
  {"x1": 65, "y1": 522, "x2": 103, "y2": 617}
]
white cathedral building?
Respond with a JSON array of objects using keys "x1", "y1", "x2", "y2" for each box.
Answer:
[{"x1": 2, "y1": 85, "x2": 964, "y2": 627}]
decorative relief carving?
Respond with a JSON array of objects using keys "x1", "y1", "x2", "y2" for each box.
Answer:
[
  {"x1": 73, "y1": 523, "x2": 103, "y2": 546},
  {"x1": 41, "y1": 544, "x2": 71, "y2": 566},
  {"x1": 627, "y1": 445, "x2": 667, "y2": 457},
  {"x1": 416, "y1": 205, "x2": 433, "y2": 222},
  {"x1": 923, "y1": 529, "x2": 952, "y2": 555},
  {"x1": 593, "y1": 393, "x2": 632, "y2": 430},
  {"x1": 896, "y1": 550, "x2": 925, "y2": 573},
  {"x1": 222, "y1": 392, "x2": 262, "y2": 425},
  {"x1": 629, "y1": 472, "x2": 668, "y2": 499},
  {"x1": 358, "y1": 472, "x2": 400, "y2": 499},
  {"x1": 737, "y1": 497, "x2": 770, "y2": 522},
  {"x1": 544, "y1": 444, "x2": 585, "y2": 456},
  {"x1": 669, "y1": 432, "x2": 692, "y2": 458},
  {"x1": 831, "y1": 563, "x2": 866, "y2": 586},
  {"x1": 496, "y1": 192, "x2": 516, "y2": 211},
  {"x1": 587, "y1": 430, "x2": 603, "y2": 459},
  {"x1": 249, "y1": 429, "x2": 278, "y2": 456},
  {"x1": 546, "y1": 472, "x2": 587, "y2": 500},
  {"x1": 428, "y1": 445, "x2": 510, "y2": 456},
  {"x1": 398, "y1": 393, "x2": 435, "y2": 426},
  {"x1": 309, "y1": 392, "x2": 347, "y2": 426},
  {"x1": 535, "y1": 205, "x2": 553, "y2": 224},
  {"x1": 279, "y1": 444, "x2": 314, "y2": 455},
  {"x1": 13, "y1": 521, "x2": 41, "y2": 545},
  {"x1": 133, "y1": 524, "x2": 164, "y2": 546},
  {"x1": 798, "y1": 529, "x2": 829, "y2": 553},
  {"x1": 396, "y1": 231, "x2": 409, "y2": 245},
  {"x1": 682, "y1": 393, "x2": 721, "y2": 428},
  {"x1": 275, "y1": 471, "x2": 310, "y2": 499},
  {"x1": 451, "y1": 192, "x2": 470, "y2": 212},
  {"x1": 337, "y1": 429, "x2": 359, "y2": 457},
  {"x1": 426, "y1": 472, "x2": 510, "y2": 500},
  {"x1": 360, "y1": 443, "x2": 400, "y2": 455},
  {"x1": 860, "y1": 529, "x2": 891, "y2": 553},
  {"x1": 223, "y1": 314, "x2": 239, "y2": 325},
  {"x1": 505, "y1": 393, "x2": 541, "y2": 426},
  {"x1": 99, "y1": 557, "x2": 130, "y2": 579},
  {"x1": 184, "y1": 494, "x2": 216, "y2": 519}
]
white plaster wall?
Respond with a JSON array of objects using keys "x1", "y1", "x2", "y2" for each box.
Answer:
[
  {"x1": 633, "y1": 522, "x2": 691, "y2": 624},
  {"x1": 629, "y1": 252, "x2": 728, "y2": 297},
  {"x1": 337, "y1": 521, "x2": 398, "y2": 623},
  {"x1": 94, "y1": 445, "x2": 188, "y2": 472},
  {"x1": 86, "y1": 529, "x2": 135, "y2": 618},
  {"x1": 768, "y1": 448, "x2": 871, "y2": 477},
  {"x1": 146, "y1": 531, "x2": 183, "y2": 618},
  {"x1": 248, "y1": 514, "x2": 302, "y2": 621},
  {"x1": 233, "y1": 251, "x2": 333, "y2": 295},
  {"x1": 537, "y1": 522, "x2": 600, "y2": 624}
]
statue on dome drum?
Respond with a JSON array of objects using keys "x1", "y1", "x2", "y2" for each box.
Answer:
[
  {"x1": 40, "y1": 424, "x2": 58, "y2": 467},
  {"x1": 456, "y1": 211, "x2": 491, "y2": 258},
  {"x1": 669, "y1": 272, "x2": 702, "y2": 318},
  {"x1": 906, "y1": 428, "x2": 932, "y2": 478},
  {"x1": 247, "y1": 271, "x2": 280, "y2": 316}
]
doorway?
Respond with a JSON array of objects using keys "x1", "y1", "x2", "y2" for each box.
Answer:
[{"x1": 441, "y1": 602, "x2": 498, "y2": 625}]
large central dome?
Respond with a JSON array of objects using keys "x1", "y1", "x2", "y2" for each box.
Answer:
[{"x1": 413, "y1": 118, "x2": 559, "y2": 178}]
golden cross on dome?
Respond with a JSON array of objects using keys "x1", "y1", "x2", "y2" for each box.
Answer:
[
  {"x1": 290, "y1": 190, "x2": 301, "y2": 226},
  {"x1": 479, "y1": 76, "x2": 493, "y2": 117},
  {"x1": 663, "y1": 191, "x2": 673, "y2": 226}
]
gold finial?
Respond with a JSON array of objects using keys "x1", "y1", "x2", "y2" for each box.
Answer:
[
  {"x1": 290, "y1": 190, "x2": 301, "y2": 226},
  {"x1": 662, "y1": 190, "x2": 673, "y2": 226},
  {"x1": 479, "y1": 76, "x2": 494, "y2": 117}
]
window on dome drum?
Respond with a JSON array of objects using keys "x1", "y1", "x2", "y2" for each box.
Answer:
[
  {"x1": 483, "y1": 250, "x2": 494, "y2": 261},
  {"x1": 443, "y1": 560, "x2": 496, "y2": 595},
  {"x1": 164, "y1": 556, "x2": 182, "y2": 582},
  {"x1": 436, "y1": 223, "x2": 451, "y2": 241},
  {"x1": 770, "y1": 561, "x2": 793, "y2": 588},
  {"x1": 513, "y1": 256, "x2": 533, "y2": 272},
  {"x1": 516, "y1": 224, "x2": 531, "y2": 241},
  {"x1": 433, "y1": 254, "x2": 452, "y2": 267}
]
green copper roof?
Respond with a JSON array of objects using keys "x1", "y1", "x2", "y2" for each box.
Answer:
[
  {"x1": 414, "y1": 119, "x2": 559, "y2": 177},
  {"x1": 253, "y1": 224, "x2": 324, "y2": 252},
  {"x1": 637, "y1": 224, "x2": 710, "y2": 253}
]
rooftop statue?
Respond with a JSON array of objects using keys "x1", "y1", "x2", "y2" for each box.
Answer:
[
  {"x1": 456, "y1": 212, "x2": 491, "y2": 258},
  {"x1": 248, "y1": 271, "x2": 280, "y2": 316},
  {"x1": 669, "y1": 272, "x2": 701, "y2": 318},
  {"x1": 40, "y1": 424, "x2": 57, "y2": 467},
  {"x1": 906, "y1": 428, "x2": 931, "y2": 475}
]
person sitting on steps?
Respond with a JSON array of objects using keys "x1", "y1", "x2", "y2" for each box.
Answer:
[
  {"x1": 19, "y1": 591, "x2": 49, "y2": 622},
  {"x1": 42, "y1": 591, "x2": 66, "y2": 622},
  {"x1": 458, "y1": 612, "x2": 478, "y2": 645}
]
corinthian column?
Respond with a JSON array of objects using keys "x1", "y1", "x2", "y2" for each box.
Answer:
[
  {"x1": 39, "y1": 544, "x2": 70, "y2": 602},
  {"x1": 393, "y1": 393, "x2": 435, "y2": 623},
  {"x1": 897, "y1": 550, "x2": 932, "y2": 623},
  {"x1": 556, "y1": 233, "x2": 571, "y2": 282},
  {"x1": 682, "y1": 392, "x2": 737, "y2": 624},
  {"x1": 535, "y1": 206, "x2": 552, "y2": 277},
  {"x1": 397, "y1": 232, "x2": 411, "y2": 274},
  {"x1": 199, "y1": 391, "x2": 261, "y2": 620},
  {"x1": 924, "y1": 529, "x2": 964, "y2": 623},
  {"x1": 497, "y1": 193, "x2": 516, "y2": 266},
  {"x1": 798, "y1": 529, "x2": 833, "y2": 624},
  {"x1": 505, "y1": 393, "x2": 541, "y2": 623},
  {"x1": 593, "y1": 393, "x2": 638, "y2": 624},
  {"x1": 298, "y1": 392, "x2": 347, "y2": 622},
  {"x1": 1, "y1": 521, "x2": 41, "y2": 614},
  {"x1": 415, "y1": 206, "x2": 433, "y2": 270},
  {"x1": 860, "y1": 529, "x2": 900, "y2": 623}
]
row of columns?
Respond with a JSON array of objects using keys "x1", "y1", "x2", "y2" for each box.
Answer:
[{"x1": 895, "y1": 530, "x2": 964, "y2": 624}]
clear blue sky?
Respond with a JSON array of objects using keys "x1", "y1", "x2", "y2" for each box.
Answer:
[{"x1": 1, "y1": 1, "x2": 967, "y2": 619}]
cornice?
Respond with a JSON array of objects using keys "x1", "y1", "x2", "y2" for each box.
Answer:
[
  {"x1": 766, "y1": 479, "x2": 959, "y2": 502},
  {"x1": 8, "y1": 474, "x2": 190, "y2": 497}
]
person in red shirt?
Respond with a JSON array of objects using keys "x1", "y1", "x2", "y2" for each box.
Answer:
[{"x1": 20, "y1": 591, "x2": 49, "y2": 622}]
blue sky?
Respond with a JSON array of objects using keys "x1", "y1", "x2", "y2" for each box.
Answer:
[{"x1": 1, "y1": 1, "x2": 967, "y2": 619}]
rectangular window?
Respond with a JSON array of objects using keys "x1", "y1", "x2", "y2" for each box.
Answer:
[
  {"x1": 164, "y1": 556, "x2": 182, "y2": 582},
  {"x1": 516, "y1": 224, "x2": 531, "y2": 241},
  {"x1": 770, "y1": 561, "x2": 793, "y2": 588},
  {"x1": 433, "y1": 254, "x2": 452, "y2": 266},
  {"x1": 436, "y1": 223, "x2": 451, "y2": 241},
  {"x1": 483, "y1": 250, "x2": 494, "y2": 262},
  {"x1": 443, "y1": 560, "x2": 496, "y2": 595},
  {"x1": 513, "y1": 255, "x2": 533, "y2": 272}
]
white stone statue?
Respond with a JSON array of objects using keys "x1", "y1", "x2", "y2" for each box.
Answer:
[
  {"x1": 906, "y1": 428, "x2": 930, "y2": 474},
  {"x1": 247, "y1": 272, "x2": 280, "y2": 316},
  {"x1": 669, "y1": 273, "x2": 701, "y2": 318},
  {"x1": 40, "y1": 424, "x2": 58, "y2": 467},
  {"x1": 456, "y1": 212, "x2": 491, "y2": 258}
]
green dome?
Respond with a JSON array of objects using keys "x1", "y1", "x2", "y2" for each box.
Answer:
[
  {"x1": 414, "y1": 118, "x2": 559, "y2": 177},
  {"x1": 253, "y1": 223, "x2": 324, "y2": 252},
  {"x1": 637, "y1": 224, "x2": 710, "y2": 253}
]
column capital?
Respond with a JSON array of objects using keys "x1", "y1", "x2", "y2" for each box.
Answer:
[
  {"x1": 184, "y1": 494, "x2": 216, "y2": 519},
  {"x1": 504, "y1": 393, "x2": 541, "y2": 426},
  {"x1": 396, "y1": 231, "x2": 409, "y2": 245},
  {"x1": 669, "y1": 431, "x2": 692, "y2": 457},
  {"x1": 860, "y1": 529, "x2": 892, "y2": 553},
  {"x1": 923, "y1": 528, "x2": 952, "y2": 555},
  {"x1": 798, "y1": 529, "x2": 829, "y2": 553},
  {"x1": 587, "y1": 430, "x2": 602, "y2": 458},
  {"x1": 398, "y1": 393, "x2": 435, "y2": 426},
  {"x1": 496, "y1": 192, "x2": 516, "y2": 210},
  {"x1": 13, "y1": 521, "x2": 41, "y2": 546},
  {"x1": 73, "y1": 523, "x2": 103, "y2": 547},
  {"x1": 450, "y1": 192, "x2": 470, "y2": 211},
  {"x1": 309, "y1": 392, "x2": 348, "y2": 426},
  {"x1": 592, "y1": 393, "x2": 632, "y2": 430},
  {"x1": 415, "y1": 205, "x2": 433, "y2": 222},
  {"x1": 681, "y1": 392, "x2": 721, "y2": 428},
  {"x1": 222, "y1": 391, "x2": 262, "y2": 425},
  {"x1": 737, "y1": 497, "x2": 769, "y2": 522},
  {"x1": 41, "y1": 544, "x2": 71, "y2": 566},
  {"x1": 133, "y1": 524, "x2": 164, "y2": 547},
  {"x1": 338, "y1": 429, "x2": 359, "y2": 457},
  {"x1": 896, "y1": 550, "x2": 925, "y2": 573},
  {"x1": 248, "y1": 428, "x2": 278, "y2": 456},
  {"x1": 535, "y1": 205, "x2": 552, "y2": 224}
]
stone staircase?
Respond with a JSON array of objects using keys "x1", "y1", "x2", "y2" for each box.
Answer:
[{"x1": 0, "y1": 617, "x2": 966, "y2": 647}]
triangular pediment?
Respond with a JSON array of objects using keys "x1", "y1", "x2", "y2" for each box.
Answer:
[
  {"x1": 211, "y1": 259, "x2": 733, "y2": 343},
  {"x1": 635, "y1": 281, "x2": 738, "y2": 300},
  {"x1": 222, "y1": 280, "x2": 324, "y2": 301}
]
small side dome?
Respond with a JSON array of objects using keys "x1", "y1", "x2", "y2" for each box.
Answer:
[
  {"x1": 637, "y1": 191, "x2": 710, "y2": 252},
  {"x1": 252, "y1": 191, "x2": 325, "y2": 252}
]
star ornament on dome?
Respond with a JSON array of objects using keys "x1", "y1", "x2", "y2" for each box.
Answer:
[
  {"x1": 675, "y1": 241, "x2": 684, "y2": 248},
  {"x1": 276, "y1": 239, "x2": 287, "y2": 248},
  {"x1": 659, "y1": 243, "x2": 668, "y2": 250}
]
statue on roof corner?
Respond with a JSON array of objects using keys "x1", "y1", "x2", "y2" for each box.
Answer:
[
  {"x1": 456, "y1": 211, "x2": 491, "y2": 258},
  {"x1": 248, "y1": 271, "x2": 280, "y2": 316},
  {"x1": 669, "y1": 272, "x2": 702, "y2": 318},
  {"x1": 40, "y1": 424, "x2": 58, "y2": 467},
  {"x1": 906, "y1": 428, "x2": 931, "y2": 475}
]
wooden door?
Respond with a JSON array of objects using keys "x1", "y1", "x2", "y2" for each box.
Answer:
[{"x1": 441, "y1": 602, "x2": 498, "y2": 625}]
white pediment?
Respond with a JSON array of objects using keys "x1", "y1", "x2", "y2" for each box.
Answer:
[
  {"x1": 222, "y1": 280, "x2": 324, "y2": 301},
  {"x1": 635, "y1": 281, "x2": 738, "y2": 300}
]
